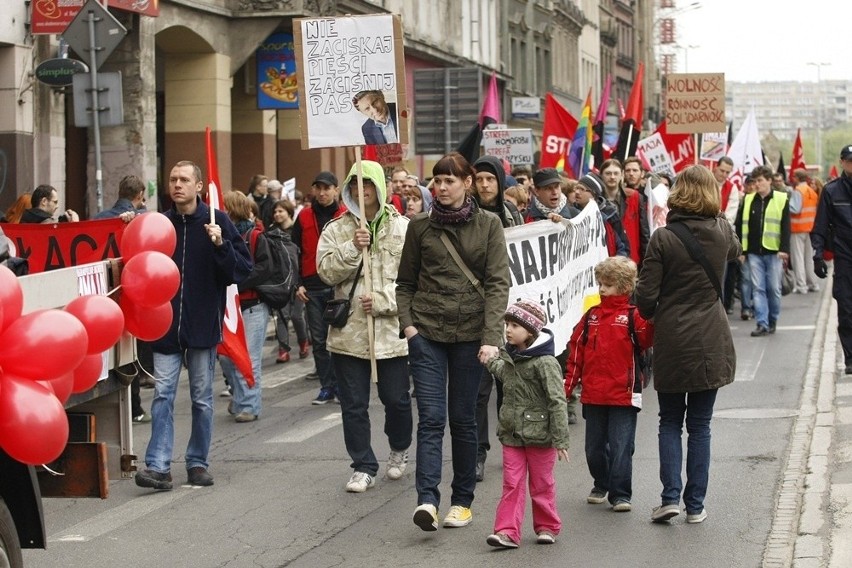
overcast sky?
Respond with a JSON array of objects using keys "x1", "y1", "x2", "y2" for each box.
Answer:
[{"x1": 670, "y1": 1, "x2": 843, "y2": 83}]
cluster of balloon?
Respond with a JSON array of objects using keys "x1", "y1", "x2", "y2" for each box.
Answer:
[
  {"x1": 119, "y1": 213, "x2": 179, "y2": 340},
  {"x1": 0, "y1": 267, "x2": 125, "y2": 465}
]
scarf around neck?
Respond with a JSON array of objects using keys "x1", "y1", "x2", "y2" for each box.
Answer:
[
  {"x1": 533, "y1": 193, "x2": 568, "y2": 216},
  {"x1": 430, "y1": 195, "x2": 474, "y2": 225}
]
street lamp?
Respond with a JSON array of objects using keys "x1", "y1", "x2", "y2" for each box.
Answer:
[
  {"x1": 807, "y1": 62, "x2": 830, "y2": 174},
  {"x1": 677, "y1": 44, "x2": 699, "y2": 73}
]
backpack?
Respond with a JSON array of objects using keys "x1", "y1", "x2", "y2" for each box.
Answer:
[
  {"x1": 244, "y1": 227, "x2": 297, "y2": 310},
  {"x1": 581, "y1": 306, "x2": 653, "y2": 389}
]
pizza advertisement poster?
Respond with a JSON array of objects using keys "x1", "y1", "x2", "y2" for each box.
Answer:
[
  {"x1": 294, "y1": 14, "x2": 408, "y2": 149},
  {"x1": 257, "y1": 33, "x2": 299, "y2": 110}
]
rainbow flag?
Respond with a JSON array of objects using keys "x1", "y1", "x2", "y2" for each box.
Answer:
[{"x1": 568, "y1": 89, "x2": 593, "y2": 178}]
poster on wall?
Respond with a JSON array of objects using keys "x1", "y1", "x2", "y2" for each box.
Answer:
[
  {"x1": 256, "y1": 33, "x2": 298, "y2": 110},
  {"x1": 293, "y1": 14, "x2": 408, "y2": 149}
]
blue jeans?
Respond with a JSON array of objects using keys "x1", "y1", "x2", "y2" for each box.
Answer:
[
  {"x1": 740, "y1": 257, "x2": 753, "y2": 311},
  {"x1": 408, "y1": 335, "x2": 481, "y2": 509},
  {"x1": 220, "y1": 302, "x2": 269, "y2": 416},
  {"x1": 583, "y1": 404, "x2": 638, "y2": 504},
  {"x1": 748, "y1": 253, "x2": 782, "y2": 327},
  {"x1": 147, "y1": 348, "x2": 217, "y2": 473},
  {"x1": 304, "y1": 287, "x2": 336, "y2": 389},
  {"x1": 334, "y1": 354, "x2": 412, "y2": 476},
  {"x1": 657, "y1": 389, "x2": 718, "y2": 514}
]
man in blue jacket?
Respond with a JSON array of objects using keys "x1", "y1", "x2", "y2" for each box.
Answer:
[{"x1": 135, "y1": 160, "x2": 252, "y2": 491}]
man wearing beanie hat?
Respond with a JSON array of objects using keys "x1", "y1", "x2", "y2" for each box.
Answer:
[
  {"x1": 482, "y1": 299, "x2": 570, "y2": 548},
  {"x1": 472, "y1": 156, "x2": 524, "y2": 481},
  {"x1": 473, "y1": 156, "x2": 524, "y2": 228},
  {"x1": 812, "y1": 143, "x2": 852, "y2": 374},
  {"x1": 574, "y1": 172, "x2": 630, "y2": 257}
]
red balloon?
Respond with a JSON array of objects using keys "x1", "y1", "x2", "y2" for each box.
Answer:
[
  {"x1": 0, "y1": 374, "x2": 69, "y2": 466},
  {"x1": 0, "y1": 309, "x2": 88, "y2": 381},
  {"x1": 64, "y1": 295, "x2": 125, "y2": 354},
  {"x1": 71, "y1": 354, "x2": 104, "y2": 394},
  {"x1": 121, "y1": 251, "x2": 180, "y2": 309},
  {"x1": 120, "y1": 296, "x2": 173, "y2": 341},
  {"x1": 120, "y1": 212, "x2": 176, "y2": 260},
  {"x1": 0, "y1": 265, "x2": 23, "y2": 334},
  {"x1": 37, "y1": 371, "x2": 74, "y2": 405}
]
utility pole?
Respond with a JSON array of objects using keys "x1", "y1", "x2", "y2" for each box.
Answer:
[{"x1": 807, "y1": 62, "x2": 830, "y2": 174}]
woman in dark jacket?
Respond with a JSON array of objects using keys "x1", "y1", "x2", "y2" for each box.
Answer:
[
  {"x1": 397, "y1": 152, "x2": 511, "y2": 532},
  {"x1": 634, "y1": 165, "x2": 741, "y2": 525}
]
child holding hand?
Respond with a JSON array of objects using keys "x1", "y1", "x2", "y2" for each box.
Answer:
[
  {"x1": 480, "y1": 300, "x2": 570, "y2": 549},
  {"x1": 565, "y1": 256, "x2": 653, "y2": 513}
]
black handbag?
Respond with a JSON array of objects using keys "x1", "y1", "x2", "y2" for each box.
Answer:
[{"x1": 322, "y1": 261, "x2": 363, "y2": 328}]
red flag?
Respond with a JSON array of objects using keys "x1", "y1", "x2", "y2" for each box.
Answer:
[
  {"x1": 789, "y1": 128, "x2": 806, "y2": 184},
  {"x1": 206, "y1": 127, "x2": 255, "y2": 387},
  {"x1": 615, "y1": 63, "x2": 645, "y2": 161},
  {"x1": 830, "y1": 164, "x2": 839, "y2": 179},
  {"x1": 539, "y1": 93, "x2": 578, "y2": 169},
  {"x1": 655, "y1": 120, "x2": 695, "y2": 173}
]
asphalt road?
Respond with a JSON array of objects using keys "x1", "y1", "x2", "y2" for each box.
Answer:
[{"x1": 23, "y1": 288, "x2": 836, "y2": 568}]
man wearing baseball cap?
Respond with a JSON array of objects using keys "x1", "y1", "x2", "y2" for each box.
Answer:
[
  {"x1": 293, "y1": 170, "x2": 347, "y2": 402},
  {"x1": 525, "y1": 168, "x2": 580, "y2": 223},
  {"x1": 812, "y1": 144, "x2": 852, "y2": 374}
]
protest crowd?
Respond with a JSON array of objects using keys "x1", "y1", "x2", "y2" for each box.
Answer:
[{"x1": 2, "y1": 75, "x2": 850, "y2": 554}]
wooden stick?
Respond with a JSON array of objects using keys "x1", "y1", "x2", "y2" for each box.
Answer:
[{"x1": 354, "y1": 146, "x2": 378, "y2": 382}]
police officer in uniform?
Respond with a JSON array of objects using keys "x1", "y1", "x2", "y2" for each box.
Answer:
[{"x1": 812, "y1": 144, "x2": 852, "y2": 375}]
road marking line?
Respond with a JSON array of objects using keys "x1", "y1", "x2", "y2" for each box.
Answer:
[
  {"x1": 775, "y1": 325, "x2": 816, "y2": 331},
  {"x1": 735, "y1": 340, "x2": 766, "y2": 382},
  {"x1": 264, "y1": 413, "x2": 342, "y2": 443},
  {"x1": 49, "y1": 489, "x2": 192, "y2": 543}
]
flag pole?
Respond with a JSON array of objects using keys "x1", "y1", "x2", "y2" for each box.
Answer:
[
  {"x1": 354, "y1": 146, "x2": 378, "y2": 382},
  {"x1": 624, "y1": 124, "x2": 634, "y2": 161},
  {"x1": 694, "y1": 133, "x2": 699, "y2": 164}
]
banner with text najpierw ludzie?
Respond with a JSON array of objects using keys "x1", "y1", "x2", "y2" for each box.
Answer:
[
  {"x1": 504, "y1": 201, "x2": 608, "y2": 350},
  {"x1": 293, "y1": 14, "x2": 409, "y2": 149}
]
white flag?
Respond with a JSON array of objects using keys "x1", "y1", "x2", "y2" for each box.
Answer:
[{"x1": 726, "y1": 110, "x2": 763, "y2": 190}]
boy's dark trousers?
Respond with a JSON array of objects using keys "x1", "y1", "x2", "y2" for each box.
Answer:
[{"x1": 583, "y1": 404, "x2": 638, "y2": 505}]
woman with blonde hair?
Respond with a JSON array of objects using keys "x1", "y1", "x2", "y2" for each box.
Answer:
[{"x1": 634, "y1": 165, "x2": 741, "y2": 525}]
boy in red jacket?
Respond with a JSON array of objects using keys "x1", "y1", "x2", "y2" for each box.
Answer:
[{"x1": 565, "y1": 256, "x2": 653, "y2": 512}]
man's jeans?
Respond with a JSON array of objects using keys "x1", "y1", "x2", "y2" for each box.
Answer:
[
  {"x1": 146, "y1": 348, "x2": 216, "y2": 473},
  {"x1": 748, "y1": 253, "x2": 782, "y2": 327},
  {"x1": 657, "y1": 389, "x2": 718, "y2": 514},
  {"x1": 304, "y1": 287, "x2": 336, "y2": 389},
  {"x1": 334, "y1": 353, "x2": 412, "y2": 476},
  {"x1": 740, "y1": 257, "x2": 754, "y2": 311},
  {"x1": 408, "y1": 335, "x2": 481, "y2": 509},
  {"x1": 475, "y1": 367, "x2": 503, "y2": 463},
  {"x1": 220, "y1": 302, "x2": 269, "y2": 416},
  {"x1": 583, "y1": 404, "x2": 638, "y2": 504}
]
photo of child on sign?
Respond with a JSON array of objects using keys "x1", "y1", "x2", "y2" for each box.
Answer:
[{"x1": 294, "y1": 14, "x2": 408, "y2": 150}]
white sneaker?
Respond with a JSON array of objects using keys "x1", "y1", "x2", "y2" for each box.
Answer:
[
  {"x1": 219, "y1": 387, "x2": 231, "y2": 398},
  {"x1": 413, "y1": 503, "x2": 438, "y2": 532},
  {"x1": 386, "y1": 449, "x2": 408, "y2": 480},
  {"x1": 345, "y1": 471, "x2": 375, "y2": 493}
]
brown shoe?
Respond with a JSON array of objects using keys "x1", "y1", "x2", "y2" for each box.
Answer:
[{"x1": 276, "y1": 349, "x2": 290, "y2": 363}]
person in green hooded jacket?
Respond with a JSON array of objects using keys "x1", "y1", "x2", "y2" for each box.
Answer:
[{"x1": 317, "y1": 160, "x2": 413, "y2": 494}]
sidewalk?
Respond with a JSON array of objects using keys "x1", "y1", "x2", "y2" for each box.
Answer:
[{"x1": 764, "y1": 279, "x2": 851, "y2": 567}]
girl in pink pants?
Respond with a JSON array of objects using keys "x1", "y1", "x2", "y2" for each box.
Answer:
[{"x1": 481, "y1": 300, "x2": 571, "y2": 548}]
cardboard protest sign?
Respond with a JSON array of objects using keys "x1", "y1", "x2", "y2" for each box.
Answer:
[
  {"x1": 482, "y1": 129, "x2": 534, "y2": 165},
  {"x1": 503, "y1": 201, "x2": 608, "y2": 348},
  {"x1": 665, "y1": 73, "x2": 725, "y2": 134},
  {"x1": 294, "y1": 14, "x2": 408, "y2": 149},
  {"x1": 636, "y1": 132, "x2": 675, "y2": 176}
]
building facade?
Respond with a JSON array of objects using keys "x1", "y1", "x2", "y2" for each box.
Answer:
[{"x1": 0, "y1": 0, "x2": 656, "y2": 218}]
